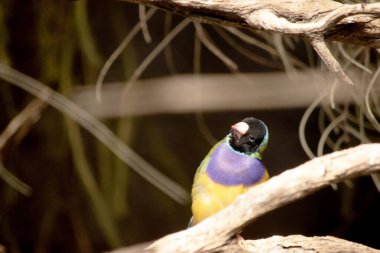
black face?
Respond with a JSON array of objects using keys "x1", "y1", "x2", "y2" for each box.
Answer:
[{"x1": 229, "y1": 117, "x2": 267, "y2": 154}]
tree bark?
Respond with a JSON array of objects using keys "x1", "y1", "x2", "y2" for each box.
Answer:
[
  {"x1": 123, "y1": 0, "x2": 380, "y2": 85},
  {"x1": 109, "y1": 144, "x2": 380, "y2": 253},
  {"x1": 123, "y1": 0, "x2": 380, "y2": 47},
  {"x1": 220, "y1": 235, "x2": 380, "y2": 253}
]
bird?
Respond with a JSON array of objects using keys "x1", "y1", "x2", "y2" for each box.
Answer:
[{"x1": 190, "y1": 117, "x2": 269, "y2": 226}]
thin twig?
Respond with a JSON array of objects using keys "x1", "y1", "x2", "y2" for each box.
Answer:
[
  {"x1": 0, "y1": 63, "x2": 190, "y2": 204},
  {"x1": 95, "y1": 8, "x2": 157, "y2": 102},
  {"x1": 0, "y1": 98, "x2": 47, "y2": 196},
  {"x1": 139, "y1": 5, "x2": 152, "y2": 43},
  {"x1": 309, "y1": 36, "x2": 354, "y2": 85},
  {"x1": 0, "y1": 98, "x2": 47, "y2": 157}
]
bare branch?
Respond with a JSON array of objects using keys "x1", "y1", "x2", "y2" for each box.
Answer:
[
  {"x1": 0, "y1": 98, "x2": 47, "y2": 196},
  {"x1": 110, "y1": 235, "x2": 380, "y2": 253},
  {"x1": 122, "y1": 0, "x2": 380, "y2": 85},
  {"x1": 177, "y1": 235, "x2": 380, "y2": 253},
  {"x1": 146, "y1": 144, "x2": 380, "y2": 253},
  {"x1": 309, "y1": 36, "x2": 354, "y2": 85},
  {"x1": 123, "y1": 0, "x2": 380, "y2": 47},
  {"x1": 221, "y1": 235, "x2": 380, "y2": 253},
  {"x1": 72, "y1": 71, "x2": 364, "y2": 118},
  {"x1": 0, "y1": 98, "x2": 47, "y2": 158},
  {"x1": 0, "y1": 63, "x2": 190, "y2": 205}
]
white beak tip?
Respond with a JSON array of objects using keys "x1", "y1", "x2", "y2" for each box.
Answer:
[{"x1": 231, "y1": 122, "x2": 249, "y2": 137}]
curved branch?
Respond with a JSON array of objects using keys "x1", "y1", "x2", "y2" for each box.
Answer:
[
  {"x1": 122, "y1": 0, "x2": 380, "y2": 86},
  {"x1": 110, "y1": 235, "x2": 380, "y2": 253},
  {"x1": 146, "y1": 144, "x2": 380, "y2": 253},
  {"x1": 123, "y1": 0, "x2": 380, "y2": 47},
  {"x1": 221, "y1": 235, "x2": 380, "y2": 253},
  {"x1": 248, "y1": 4, "x2": 380, "y2": 35}
]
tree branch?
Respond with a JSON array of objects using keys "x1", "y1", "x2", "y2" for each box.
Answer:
[
  {"x1": 123, "y1": 0, "x2": 380, "y2": 47},
  {"x1": 0, "y1": 98, "x2": 47, "y2": 158},
  {"x1": 0, "y1": 98, "x2": 47, "y2": 196},
  {"x1": 110, "y1": 235, "x2": 380, "y2": 253},
  {"x1": 309, "y1": 36, "x2": 354, "y2": 85},
  {"x1": 219, "y1": 235, "x2": 380, "y2": 253},
  {"x1": 123, "y1": 0, "x2": 380, "y2": 84},
  {"x1": 143, "y1": 144, "x2": 380, "y2": 253}
]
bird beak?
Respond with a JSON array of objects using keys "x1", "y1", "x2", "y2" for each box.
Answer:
[{"x1": 231, "y1": 122, "x2": 249, "y2": 139}]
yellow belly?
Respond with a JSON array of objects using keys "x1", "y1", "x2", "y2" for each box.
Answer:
[{"x1": 191, "y1": 170, "x2": 268, "y2": 224}]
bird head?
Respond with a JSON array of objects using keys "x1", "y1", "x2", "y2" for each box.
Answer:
[{"x1": 228, "y1": 117, "x2": 268, "y2": 158}]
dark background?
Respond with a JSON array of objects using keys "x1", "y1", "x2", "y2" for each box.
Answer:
[{"x1": 0, "y1": 1, "x2": 379, "y2": 252}]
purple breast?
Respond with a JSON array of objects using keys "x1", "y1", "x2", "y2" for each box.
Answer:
[{"x1": 206, "y1": 143, "x2": 265, "y2": 186}]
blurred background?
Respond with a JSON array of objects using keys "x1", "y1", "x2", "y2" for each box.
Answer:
[{"x1": 0, "y1": 1, "x2": 379, "y2": 252}]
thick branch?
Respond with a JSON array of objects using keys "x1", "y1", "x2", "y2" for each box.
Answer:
[
  {"x1": 146, "y1": 144, "x2": 380, "y2": 253},
  {"x1": 124, "y1": 0, "x2": 380, "y2": 47},
  {"x1": 111, "y1": 235, "x2": 380, "y2": 253},
  {"x1": 219, "y1": 235, "x2": 380, "y2": 253},
  {"x1": 124, "y1": 0, "x2": 380, "y2": 85}
]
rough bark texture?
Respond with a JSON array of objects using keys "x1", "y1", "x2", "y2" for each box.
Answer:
[
  {"x1": 123, "y1": 0, "x2": 380, "y2": 85},
  {"x1": 110, "y1": 144, "x2": 380, "y2": 253},
  {"x1": 124, "y1": 0, "x2": 380, "y2": 46},
  {"x1": 228, "y1": 235, "x2": 380, "y2": 253},
  {"x1": 111, "y1": 235, "x2": 380, "y2": 253}
]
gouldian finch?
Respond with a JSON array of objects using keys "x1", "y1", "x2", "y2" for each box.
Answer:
[{"x1": 190, "y1": 117, "x2": 269, "y2": 225}]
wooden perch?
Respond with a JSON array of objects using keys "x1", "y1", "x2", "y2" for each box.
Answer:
[
  {"x1": 138, "y1": 144, "x2": 380, "y2": 253},
  {"x1": 123, "y1": 0, "x2": 380, "y2": 85},
  {"x1": 219, "y1": 235, "x2": 380, "y2": 253},
  {"x1": 110, "y1": 235, "x2": 380, "y2": 253}
]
